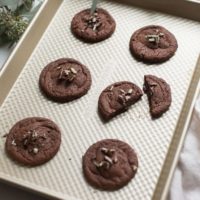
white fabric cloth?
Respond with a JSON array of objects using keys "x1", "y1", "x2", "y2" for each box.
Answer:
[{"x1": 169, "y1": 88, "x2": 200, "y2": 200}]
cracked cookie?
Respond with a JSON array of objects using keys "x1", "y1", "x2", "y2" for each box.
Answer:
[
  {"x1": 71, "y1": 8, "x2": 116, "y2": 43},
  {"x1": 39, "y1": 58, "x2": 91, "y2": 102},
  {"x1": 98, "y1": 81, "x2": 143, "y2": 120},
  {"x1": 144, "y1": 75, "x2": 171, "y2": 118},
  {"x1": 129, "y1": 25, "x2": 178, "y2": 63},
  {"x1": 83, "y1": 139, "x2": 138, "y2": 190},
  {"x1": 5, "y1": 117, "x2": 61, "y2": 166}
]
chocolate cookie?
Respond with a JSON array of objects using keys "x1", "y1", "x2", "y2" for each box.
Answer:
[
  {"x1": 130, "y1": 25, "x2": 178, "y2": 63},
  {"x1": 83, "y1": 139, "x2": 138, "y2": 190},
  {"x1": 98, "y1": 81, "x2": 143, "y2": 120},
  {"x1": 39, "y1": 58, "x2": 91, "y2": 102},
  {"x1": 144, "y1": 75, "x2": 171, "y2": 118},
  {"x1": 71, "y1": 8, "x2": 116, "y2": 43},
  {"x1": 5, "y1": 117, "x2": 61, "y2": 166}
]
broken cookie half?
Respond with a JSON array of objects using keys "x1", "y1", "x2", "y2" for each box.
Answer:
[
  {"x1": 144, "y1": 75, "x2": 171, "y2": 118},
  {"x1": 98, "y1": 81, "x2": 143, "y2": 121}
]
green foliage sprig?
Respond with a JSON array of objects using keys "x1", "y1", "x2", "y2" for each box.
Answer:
[
  {"x1": 0, "y1": 6, "x2": 28, "y2": 43},
  {"x1": 0, "y1": 0, "x2": 35, "y2": 45}
]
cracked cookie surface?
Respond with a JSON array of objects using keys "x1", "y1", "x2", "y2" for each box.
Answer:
[
  {"x1": 39, "y1": 58, "x2": 91, "y2": 102},
  {"x1": 5, "y1": 117, "x2": 61, "y2": 166},
  {"x1": 98, "y1": 81, "x2": 143, "y2": 121},
  {"x1": 71, "y1": 8, "x2": 116, "y2": 43},
  {"x1": 144, "y1": 75, "x2": 171, "y2": 118},
  {"x1": 130, "y1": 25, "x2": 178, "y2": 63},
  {"x1": 83, "y1": 139, "x2": 138, "y2": 190}
]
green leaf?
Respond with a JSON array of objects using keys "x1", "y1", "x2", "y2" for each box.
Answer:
[{"x1": 0, "y1": 0, "x2": 43, "y2": 44}]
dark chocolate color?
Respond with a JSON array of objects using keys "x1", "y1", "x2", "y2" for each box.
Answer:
[
  {"x1": 130, "y1": 25, "x2": 178, "y2": 63},
  {"x1": 98, "y1": 81, "x2": 143, "y2": 120},
  {"x1": 5, "y1": 117, "x2": 61, "y2": 166},
  {"x1": 83, "y1": 139, "x2": 138, "y2": 190},
  {"x1": 144, "y1": 75, "x2": 171, "y2": 118},
  {"x1": 71, "y1": 8, "x2": 116, "y2": 43},
  {"x1": 39, "y1": 58, "x2": 91, "y2": 102}
]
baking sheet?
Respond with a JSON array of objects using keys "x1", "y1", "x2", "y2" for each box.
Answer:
[
  {"x1": 117, "y1": 0, "x2": 200, "y2": 22},
  {"x1": 0, "y1": 0, "x2": 200, "y2": 199}
]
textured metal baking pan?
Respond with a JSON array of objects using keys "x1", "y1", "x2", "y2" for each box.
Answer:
[
  {"x1": 114, "y1": 0, "x2": 200, "y2": 22},
  {"x1": 0, "y1": 0, "x2": 200, "y2": 200}
]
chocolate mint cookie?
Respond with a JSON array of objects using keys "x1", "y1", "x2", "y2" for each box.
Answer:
[
  {"x1": 98, "y1": 81, "x2": 143, "y2": 120},
  {"x1": 39, "y1": 58, "x2": 91, "y2": 102},
  {"x1": 71, "y1": 8, "x2": 116, "y2": 43},
  {"x1": 83, "y1": 139, "x2": 138, "y2": 190},
  {"x1": 130, "y1": 25, "x2": 178, "y2": 63},
  {"x1": 5, "y1": 117, "x2": 61, "y2": 166},
  {"x1": 144, "y1": 75, "x2": 171, "y2": 118}
]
